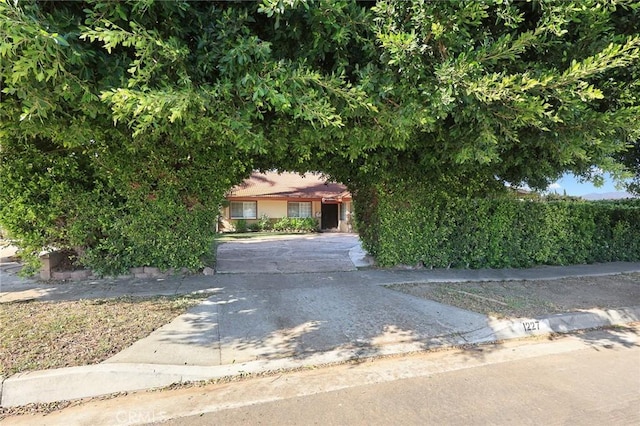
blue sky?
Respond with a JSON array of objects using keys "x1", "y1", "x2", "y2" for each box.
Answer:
[{"x1": 547, "y1": 173, "x2": 626, "y2": 196}]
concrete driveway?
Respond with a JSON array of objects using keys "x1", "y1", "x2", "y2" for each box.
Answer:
[{"x1": 215, "y1": 233, "x2": 366, "y2": 274}]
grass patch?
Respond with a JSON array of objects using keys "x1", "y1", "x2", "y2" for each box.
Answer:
[{"x1": 0, "y1": 294, "x2": 210, "y2": 377}]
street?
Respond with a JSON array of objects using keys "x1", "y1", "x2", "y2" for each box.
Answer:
[
  {"x1": 157, "y1": 328, "x2": 640, "y2": 425},
  {"x1": 6, "y1": 325, "x2": 639, "y2": 425}
]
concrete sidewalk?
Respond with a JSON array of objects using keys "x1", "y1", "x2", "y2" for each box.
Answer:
[
  {"x1": 3, "y1": 260, "x2": 640, "y2": 303},
  {"x1": 2, "y1": 261, "x2": 640, "y2": 408}
]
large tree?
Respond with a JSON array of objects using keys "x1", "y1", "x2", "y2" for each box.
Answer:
[
  {"x1": 366, "y1": 0, "x2": 640, "y2": 186},
  {"x1": 1, "y1": 0, "x2": 639, "y2": 273}
]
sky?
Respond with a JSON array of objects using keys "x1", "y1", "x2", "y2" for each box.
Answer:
[{"x1": 547, "y1": 173, "x2": 629, "y2": 196}]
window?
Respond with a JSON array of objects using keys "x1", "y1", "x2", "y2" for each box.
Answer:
[
  {"x1": 288, "y1": 202, "x2": 312, "y2": 218},
  {"x1": 230, "y1": 201, "x2": 257, "y2": 219}
]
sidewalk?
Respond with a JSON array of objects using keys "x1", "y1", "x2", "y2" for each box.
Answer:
[{"x1": 1, "y1": 260, "x2": 640, "y2": 408}]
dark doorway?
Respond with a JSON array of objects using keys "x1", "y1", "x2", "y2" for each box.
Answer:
[{"x1": 321, "y1": 203, "x2": 339, "y2": 229}]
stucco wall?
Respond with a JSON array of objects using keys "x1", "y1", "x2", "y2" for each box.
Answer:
[
  {"x1": 338, "y1": 201, "x2": 353, "y2": 232},
  {"x1": 257, "y1": 200, "x2": 288, "y2": 219}
]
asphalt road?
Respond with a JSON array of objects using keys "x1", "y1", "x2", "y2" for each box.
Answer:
[
  {"x1": 8, "y1": 325, "x2": 638, "y2": 425},
  {"x1": 156, "y1": 330, "x2": 640, "y2": 426}
]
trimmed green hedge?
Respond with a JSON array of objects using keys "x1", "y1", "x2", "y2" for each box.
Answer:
[
  {"x1": 272, "y1": 217, "x2": 318, "y2": 232},
  {"x1": 231, "y1": 217, "x2": 318, "y2": 233},
  {"x1": 356, "y1": 185, "x2": 640, "y2": 268}
]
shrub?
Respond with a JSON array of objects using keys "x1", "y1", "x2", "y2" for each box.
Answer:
[
  {"x1": 273, "y1": 217, "x2": 318, "y2": 232},
  {"x1": 0, "y1": 132, "x2": 252, "y2": 276},
  {"x1": 273, "y1": 217, "x2": 290, "y2": 231},
  {"x1": 235, "y1": 219, "x2": 248, "y2": 233},
  {"x1": 258, "y1": 214, "x2": 272, "y2": 231},
  {"x1": 355, "y1": 182, "x2": 640, "y2": 269}
]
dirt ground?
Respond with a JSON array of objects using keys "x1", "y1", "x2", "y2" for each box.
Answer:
[
  {"x1": 0, "y1": 294, "x2": 210, "y2": 377},
  {"x1": 388, "y1": 273, "x2": 640, "y2": 318}
]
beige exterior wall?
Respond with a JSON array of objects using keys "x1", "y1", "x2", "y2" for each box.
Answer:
[
  {"x1": 338, "y1": 201, "x2": 353, "y2": 232},
  {"x1": 312, "y1": 201, "x2": 322, "y2": 219},
  {"x1": 257, "y1": 200, "x2": 288, "y2": 219}
]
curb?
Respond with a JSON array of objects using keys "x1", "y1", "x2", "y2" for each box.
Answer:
[
  {"x1": 462, "y1": 306, "x2": 640, "y2": 344},
  {"x1": 2, "y1": 306, "x2": 638, "y2": 408},
  {"x1": 348, "y1": 245, "x2": 375, "y2": 268}
]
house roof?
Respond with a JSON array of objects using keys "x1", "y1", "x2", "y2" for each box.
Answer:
[{"x1": 228, "y1": 171, "x2": 351, "y2": 200}]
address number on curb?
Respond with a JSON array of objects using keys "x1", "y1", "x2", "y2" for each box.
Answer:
[{"x1": 522, "y1": 321, "x2": 540, "y2": 332}]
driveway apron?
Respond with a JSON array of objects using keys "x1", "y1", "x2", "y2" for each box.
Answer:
[
  {"x1": 105, "y1": 271, "x2": 487, "y2": 367},
  {"x1": 106, "y1": 235, "x2": 488, "y2": 367}
]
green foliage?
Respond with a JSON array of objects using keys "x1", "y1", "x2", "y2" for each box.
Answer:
[
  {"x1": 272, "y1": 217, "x2": 318, "y2": 232},
  {"x1": 0, "y1": 138, "x2": 100, "y2": 273},
  {"x1": 83, "y1": 204, "x2": 217, "y2": 276},
  {"x1": 258, "y1": 214, "x2": 272, "y2": 231},
  {"x1": 617, "y1": 139, "x2": 640, "y2": 195},
  {"x1": 369, "y1": 0, "x2": 640, "y2": 190},
  {"x1": 1, "y1": 0, "x2": 639, "y2": 275},
  {"x1": 0, "y1": 131, "x2": 244, "y2": 275},
  {"x1": 358, "y1": 181, "x2": 640, "y2": 268},
  {"x1": 232, "y1": 215, "x2": 277, "y2": 233},
  {"x1": 235, "y1": 219, "x2": 248, "y2": 233}
]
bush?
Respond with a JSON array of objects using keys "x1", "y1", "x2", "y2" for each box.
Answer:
[
  {"x1": 0, "y1": 132, "x2": 252, "y2": 276},
  {"x1": 235, "y1": 219, "x2": 248, "y2": 233},
  {"x1": 258, "y1": 214, "x2": 272, "y2": 231},
  {"x1": 356, "y1": 182, "x2": 640, "y2": 268},
  {"x1": 82, "y1": 203, "x2": 218, "y2": 276},
  {"x1": 273, "y1": 217, "x2": 318, "y2": 232}
]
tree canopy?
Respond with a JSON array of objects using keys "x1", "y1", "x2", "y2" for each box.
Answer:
[{"x1": 1, "y1": 0, "x2": 639, "y2": 273}]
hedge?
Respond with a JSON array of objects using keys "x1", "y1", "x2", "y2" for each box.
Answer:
[
  {"x1": 272, "y1": 217, "x2": 318, "y2": 232},
  {"x1": 356, "y1": 185, "x2": 640, "y2": 268},
  {"x1": 0, "y1": 133, "x2": 250, "y2": 276},
  {"x1": 232, "y1": 217, "x2": 318, "y2": 233}
]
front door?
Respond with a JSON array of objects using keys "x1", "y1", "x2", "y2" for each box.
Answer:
[{"x1": 321, "y1": 203, "x2": 339, "y2": 230}]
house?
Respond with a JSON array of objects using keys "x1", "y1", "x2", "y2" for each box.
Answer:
[{"x1": 221, "y1": 171, "x2": 353, "y2": 232}]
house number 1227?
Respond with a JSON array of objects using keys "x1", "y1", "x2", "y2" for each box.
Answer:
[{"x1": 522, "y1": 321, "x2": 540, "y2": 332}]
